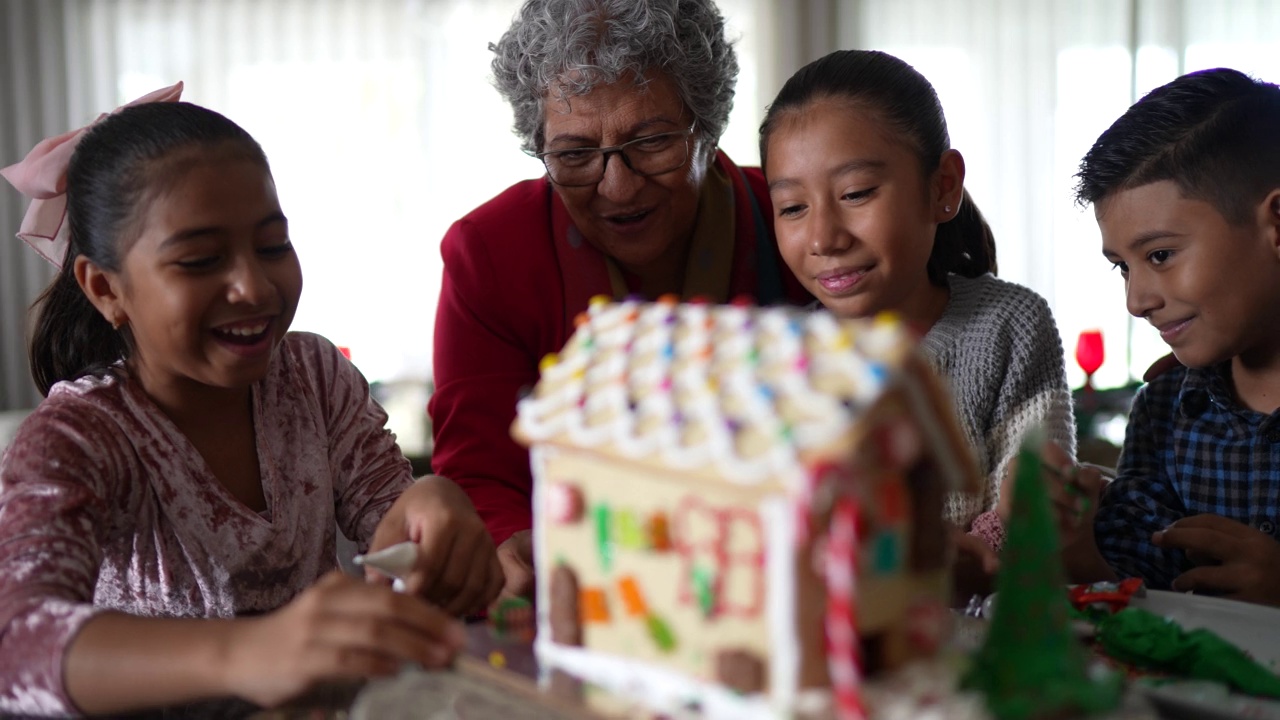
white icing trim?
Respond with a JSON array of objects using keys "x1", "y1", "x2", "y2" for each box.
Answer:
[
  {"x1": 531, "y1": 445, "x2": 555, "y2": 644},
  {"x1": 761, "y1": 496, "x2": 799, "y2": 711},
  {"x1": 537, "y1": 641, "x2": 828, "y2": 720}
]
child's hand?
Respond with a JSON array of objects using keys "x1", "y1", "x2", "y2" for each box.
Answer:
[
  {"x1": 496, "y1": 529, "x2": 536, "y2": 600},
  {"x1": 370, "y1": 476, "x2": 504, "y2": 616},
  {"x1": 950, "y1": 523, "x2": 1000, "y2": 575},
  {"x1": 998, "y1": 441, "x2": 1104, "y2": 548},
  {"x1": 227, "y1": 571, "x2": 466, "y2": 708},
  {"x1": 1156, "y1": 514, "x2": 1280, "y2": 606}
]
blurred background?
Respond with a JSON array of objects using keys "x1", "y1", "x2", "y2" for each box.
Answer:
[{"x1": 3, "y1": 0, "x2": 1279, "y2": 458}]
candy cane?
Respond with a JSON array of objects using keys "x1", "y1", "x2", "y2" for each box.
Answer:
[{"x1": 825, "y1": 495, "x2": 865, "y2": 720}]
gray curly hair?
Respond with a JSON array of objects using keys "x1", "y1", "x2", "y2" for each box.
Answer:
[{"x1": 490, "y1": 0, "x2": 739, "y2": 154}]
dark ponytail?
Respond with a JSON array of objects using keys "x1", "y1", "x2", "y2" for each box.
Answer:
[
  {"x1": 29, "y1": 263, "x2": 128, "y2": 396},
  {"x1": 28, "y1": 101, "x2": 266, "y2": 395},
  {"x1": 928, "y1": 188, "x2": 996, "y2": 285},
  {"x1": 759, "y1": 49, "x2": 997, "y2": 286}
]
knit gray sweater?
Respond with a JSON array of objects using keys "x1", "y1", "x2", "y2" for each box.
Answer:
[{"x1": 919, "y1": 273, "x2": 1076, "y2": 527}]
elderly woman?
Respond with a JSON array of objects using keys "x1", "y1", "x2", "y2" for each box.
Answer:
[{"x1": 429, "y1": 0, "x2": 809, "y2": 598}]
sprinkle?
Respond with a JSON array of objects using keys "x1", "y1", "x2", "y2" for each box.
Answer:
[
  {"x1": 869, "y1": 363, "x2": 887, "y2": 384},
  {"x1": 581, "y1": 587, "x2": 611, "y2": 623},
  {"x1": 648, "y1": 512, "x2": 672, "y2": 551},
  {"x1": 547, "y1": 483, "x2": 585, "y2": 524},
  {"x1": 646, "y1": 613, "x2": 677, "y2": 652},
  {"x1": 573, "y1": 311, "x2": 590, "y2": 328},
  {"x1": 730, "y1": 294, "x2": 755, "y2": 307},
  {"x1": 594, "y1": 505, "x2": 613, "y2": 571},
  {"x1": 617, "y1": 510, "x2": 647, "y2": 550},
  {"x1": 693, "y1": 566, "x2": 716, "y2": 618},
  {"x1": 539, "y1": 353, "x2": 559, "y2": 373},
  {"x1": 589, "y1": 294, "x2": 611, "y2": 309},
  {"x1": 874, "y1": 310, "x2": 901, "y2": 327},
  {"x1": 489, "y1": 651, "x2": 507, "y2": 669},
  {"x1": 618, "y1": 575, "x2": 649, "y2": 617},
  {"x1": 657, "y1": 293, "x2": 680, "y2": 306}
]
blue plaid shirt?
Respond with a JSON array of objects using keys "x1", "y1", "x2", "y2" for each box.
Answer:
[{"x1": 1095, "y1": 362, "x2": 1280, "y2": 589}]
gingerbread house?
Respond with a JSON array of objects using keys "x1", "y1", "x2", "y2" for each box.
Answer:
[{"x1": 513, "y1": 298, "x2": 981, "y2": 719}]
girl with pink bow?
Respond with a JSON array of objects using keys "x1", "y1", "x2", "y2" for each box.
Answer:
[{"x1": 0, "y1": 87, "x2": 503, "y2": 716}]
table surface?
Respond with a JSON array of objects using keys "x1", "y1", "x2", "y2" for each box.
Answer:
[
  {"x1": 243, "y1": 618, "x2": 1178, "y2": 720},
  {"x1": 249, "y1": 623, "x2": 595, "y2": 720}
]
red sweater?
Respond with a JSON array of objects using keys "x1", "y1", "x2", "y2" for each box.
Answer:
[{"x1": 429, "y1": 152, "x2": 809, "y2": 547}]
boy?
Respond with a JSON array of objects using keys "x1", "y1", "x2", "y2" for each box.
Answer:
[{"x1": 1068, "y1": 67, "x2": 1280, "y2": 606}]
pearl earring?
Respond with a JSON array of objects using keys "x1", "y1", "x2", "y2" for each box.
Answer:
[{"x1": 944, "y1": 205, "x2": 953, "y2": 214}]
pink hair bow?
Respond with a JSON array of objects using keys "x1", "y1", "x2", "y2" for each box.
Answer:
[{"x1": 0, "y1": 81, "x2": 184, "y2": 269}]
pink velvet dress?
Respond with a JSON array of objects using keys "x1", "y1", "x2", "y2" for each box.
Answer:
[{"x1": 0, "y1": 332, "x2": 414, "y2": 715}]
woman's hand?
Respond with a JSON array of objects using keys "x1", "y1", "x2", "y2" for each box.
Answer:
[
  {"x1": 496, "y1": 529, "x2": 536, "y2": 600},
  {"x1": 369, "y1": 475, "x2": 504, "y2": 616},
  {"x1": 225, "y1": 571, "x2": 466, "y2": 708}
]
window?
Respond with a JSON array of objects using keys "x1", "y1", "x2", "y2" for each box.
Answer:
[{"x1": 90, "y1": 0, "x2": 762, "y2": 388}]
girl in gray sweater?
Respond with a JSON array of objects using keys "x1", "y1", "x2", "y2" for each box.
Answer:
[{"x1": 760, "y1": 50, "x2": 1075, "y2": 572}]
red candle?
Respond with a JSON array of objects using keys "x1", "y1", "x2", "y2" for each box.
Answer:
[{"x1": 1075, "y1": 330, "x2": 1105, "y2": 387}]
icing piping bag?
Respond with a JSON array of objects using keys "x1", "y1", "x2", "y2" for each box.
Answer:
[{"x1": 353, "y1": 541, "x2": 419, "y2": 593}]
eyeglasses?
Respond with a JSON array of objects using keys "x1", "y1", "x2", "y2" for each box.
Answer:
[{"x1": 534, "y1": 121, "x2": 698, "y2": 187}]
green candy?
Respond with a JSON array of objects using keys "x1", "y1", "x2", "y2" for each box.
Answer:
[
  {"x1": 647, "y1": 613, "x2": 677, "y2": 653},
  {"x1": 1098, "y1": 607, "x2": 1280, "y2": 698}
]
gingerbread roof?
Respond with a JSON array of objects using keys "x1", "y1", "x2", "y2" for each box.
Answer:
[{"x1": 513, "y1": 297, "x2": 942, "y2": 486}]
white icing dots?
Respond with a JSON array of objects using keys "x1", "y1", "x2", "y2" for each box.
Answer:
[{"x1": 516, "y1": 302, "x2": 914, "y2": 484}]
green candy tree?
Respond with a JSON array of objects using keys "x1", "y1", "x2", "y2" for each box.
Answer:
[{"x1": 961, "y1": 437, "x2": 1123, "y2": 719}]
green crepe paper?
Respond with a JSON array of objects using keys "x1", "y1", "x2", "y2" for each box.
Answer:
[
  {"x1": 1098, "y1": 607, "x2": 1280, "y2": 698},
  {"x1": 962, "y1": 439, "x2": 1124, "y2": 720}
]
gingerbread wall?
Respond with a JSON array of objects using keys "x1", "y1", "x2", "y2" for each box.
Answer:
[{"x1": 534, "y1": 444, "x2": 785, "y2": 693}]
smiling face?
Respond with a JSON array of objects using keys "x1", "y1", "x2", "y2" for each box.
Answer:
[
  {"x1": 1098, "y1": 180, "x2": 1280, "y2": 368},
  {"x1": 542, "y1": 71, "x2": 712, "y2": 277},
  {"x1": 87, "y1": 150, "x2": 301, "y2": 403},
  {"x1": 765, "y1": 99, "x2": 957, "y2": 325}
]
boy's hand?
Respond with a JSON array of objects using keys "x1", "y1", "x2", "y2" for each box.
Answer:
[
  {"x1": 227, "y1": 571, "x2": 466, "y2": 708},
  {"x1": 1156, "y1": 514, "x2": 1280, "y2": 606},
  {"x1": 496, "y1": 529, "x2": 536, "y2": 600},
  {"x1": 370, "y1": 476, "x2": 504, "y2": 616}
]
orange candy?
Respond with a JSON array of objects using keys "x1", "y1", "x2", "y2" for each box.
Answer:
[
  {"x1": 580, "y1": 587, "x2": 611, "y2": 623},
  {"x1": 648, "y1": 512, "x2": 672, "y2": 551},
  {"x1": 617, "y1": 575, "x2": 649, "y2": 617}
]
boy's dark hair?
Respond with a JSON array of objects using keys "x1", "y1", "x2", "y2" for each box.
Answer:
[
  {"x1": 1075, "y1": 67, "x2": 1280, "y2": 223},
  {"x1": 29, "y1": 101, "x2": 268, "y2": 395},
  {"x1": 758, "y1": 49, "x2": 997, "y2": 287}
]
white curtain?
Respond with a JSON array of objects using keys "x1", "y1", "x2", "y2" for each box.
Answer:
[
  {"x1": 0, "y1": 1, "x2": 71, "y2": 411},
  {"x1": 839, "y1": 0, "x2": 1280, "y2": 388},
  {"x1": 0, "y1": 0, "x2": 766, "y2": 412},
  {"x1": 6, "y1": 0, "x2": 1278, "y2": 411}
]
